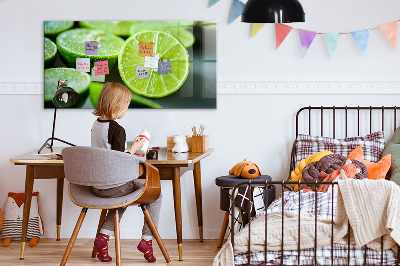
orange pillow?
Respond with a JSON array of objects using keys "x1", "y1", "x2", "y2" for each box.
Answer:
[{"x1": 347, "y1": 146, "x2": 391, "y2": 180}]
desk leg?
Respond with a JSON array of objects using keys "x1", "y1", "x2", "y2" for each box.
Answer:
[
  {"x1": 20, "y1": 165, "x2": 34, "y2": 259},
  {"x1": 56, "y1": 178, "x2": 64, "y2": 241},
  {"x1": 172, "y1": 167, "x2": 183, "y2": 261},
  {"x1": 193, "y1": 161, "x2": 203, "y2": 242}
]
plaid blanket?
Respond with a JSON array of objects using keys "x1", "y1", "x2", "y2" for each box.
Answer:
[
  {"x1": 234, "y1": 191, "x2": 397, "y2": 265},
  {"x1": 266, "y1": 190, "x2": 336, "y2": 220}
]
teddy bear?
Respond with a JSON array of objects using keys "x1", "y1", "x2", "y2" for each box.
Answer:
[
  {"x1": 1, "y1": 192, "x2": 44, "y2": 247},
  {"x1": 229, "y1": 159, "x2": 261, "y2": 179},
  {"x1": 172, "y1": 135, "x2": 189, "y2": 153}
]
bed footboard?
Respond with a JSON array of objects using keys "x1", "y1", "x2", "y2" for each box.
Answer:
[{"x1": 230, "y1": 180, "x2": 400, "y2": 266}]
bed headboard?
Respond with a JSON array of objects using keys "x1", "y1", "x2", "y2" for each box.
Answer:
[{"x1": 290, "y1": 106, "x2": 400, "y2": 179}]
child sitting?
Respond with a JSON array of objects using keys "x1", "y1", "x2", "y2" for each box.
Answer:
[{"x1": 91, "y1": 82, "x2": 161, "y2": 263}]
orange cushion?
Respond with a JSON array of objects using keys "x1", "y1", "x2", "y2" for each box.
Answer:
[{"x1": 348, "y1": 146, "x2": 391, "y2": 180}]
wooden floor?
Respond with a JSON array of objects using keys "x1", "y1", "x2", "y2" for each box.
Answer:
[{"x1": 0, "y1": 239, "x2": 221, "y2": 265}]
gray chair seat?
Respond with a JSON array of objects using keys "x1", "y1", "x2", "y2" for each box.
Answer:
[{"x1": 69, "y1": 180, "x2": 145, "y2": 208}]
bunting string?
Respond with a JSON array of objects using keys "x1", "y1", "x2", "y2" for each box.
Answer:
[
  {"x1": 209, "y1": 0, "x2": 399, "y2": 58},
  {"x1": 288, "y1": 20, "x2": 400, "y2": 35}
]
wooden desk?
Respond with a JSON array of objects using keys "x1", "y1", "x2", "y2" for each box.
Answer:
[{"x1": 10, "y1": 147, "x2": 213, "y2": 261}]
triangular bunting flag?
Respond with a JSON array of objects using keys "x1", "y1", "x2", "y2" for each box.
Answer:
[
  {"x1": 323, "y1": 33, "x2": 341, "y2": 58},
  {"x1": 351, "y1": 29, "x2": 370, "y2": 55},
  {"x1": 275, "y1": 23, "x2": 293, "y2": 49},
  {"x1": 378, "y1": 21, "x2": 398, "y2": 50},
  {"x1": 209, "y1": 0, "x2": 220, "y2": 7},
  {"x1": 298, "y1": 29, "x2": 317, "y2": 58},
  {"x1": 251, "y1": 23, "x2": 266, "y2": 38},
  {"x1": 229, "y1": 0, "x2": 245, "y2": 24}
]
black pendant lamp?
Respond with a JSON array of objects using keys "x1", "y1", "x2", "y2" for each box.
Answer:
[{"x1": 241, "y1": 0, "x2": 305, "y2": 23}]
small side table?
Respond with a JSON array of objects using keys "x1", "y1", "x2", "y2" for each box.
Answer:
[{"x1": 215, "y1": 175, "x2": 275, "y2": 248}]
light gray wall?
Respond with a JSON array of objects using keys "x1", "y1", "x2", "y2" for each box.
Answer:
[{"x1": 0, "y1": 0, "x2": 400, "y2": 239}]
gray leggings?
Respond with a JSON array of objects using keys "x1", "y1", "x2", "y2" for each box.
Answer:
[{"x1": 92, "y1": 180, "x2": 162, "y2": 240}]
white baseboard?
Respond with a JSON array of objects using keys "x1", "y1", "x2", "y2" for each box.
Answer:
[{"x1": 1, "y1": 81, "x2": 399, "y2": 95}]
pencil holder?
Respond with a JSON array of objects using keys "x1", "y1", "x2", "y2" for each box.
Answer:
[{"x1": 191, "y1": 135, "x2": 209, "y2": 153}]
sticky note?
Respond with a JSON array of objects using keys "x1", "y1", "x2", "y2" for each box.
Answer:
[
  {"x1": 76, "y1": 58, "x2": 90, "y2": 72},
  {"x1": 158, "y1": 60, "x2": 171, "y2": 75},
  {"x1": 136, "y1": 66, "x2": 150, "y2": 79},
  {"x1": 85, "y1": 41, "x2": 99, "y2": 55},
  {"x1": 144, "y1": 55, "x2": 159, "y2": 69},
  {"x1": 91, "y1": 66, "x2": 105, "y2": 82},
  {"x1": 94, "y1": 60, "x2": 109, "y2": 76},
  {"x1": 138, "y1": 42, "x2": 154, "y2": 57}
]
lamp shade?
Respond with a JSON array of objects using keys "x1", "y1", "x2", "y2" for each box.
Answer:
[
  {"x1": 52, "y1": 80, "x2": 79, "y2": 108},
  {"x1": 241, "y1": 0, "x2": 305, "y2": 23}
]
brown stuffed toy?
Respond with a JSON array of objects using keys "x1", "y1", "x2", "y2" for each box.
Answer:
[{"x1": 229, "y1": 159, "x2": 261, "y2": 179}]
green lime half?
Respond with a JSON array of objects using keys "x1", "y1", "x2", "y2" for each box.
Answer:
[
  {"x1": 45, "y1": 68, "x2": 91, "y2": 108},
  {"x1": 198, "y1": 21, "x2": 217, "y2": 29},
  {"x1": 44, "y1": 21, "x2": 74, "y2": 39},
  {"x1": 130, "y1": 21, "x2": 195, "y2": 32},
  {"x1": 118, "y1": 30, "x2": 190, "y2": 98},
  {"x1": 44, "y1": 37, "x2": 57, "y2": 68},
  {"x1": 89, "y1": 82, "x2": 162, "y2": 108},
  {"x1": 56, "y1": 29, "x2": 124, "y2": 70},
  {"x1": 79, "y1": 21, "x2": 137, "y2": 37},
  {"x1": 167, "y1": 28, "x2": 195, "y2": 47},
  {"x1": 129, "y1": 21, "x2": 195, "y2": 47}
]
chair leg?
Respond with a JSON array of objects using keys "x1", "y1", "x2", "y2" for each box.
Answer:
[
  {"x1": 60, "y1": 208, "x2": 88, "y2": 266},
  {"x1": 217, "y1": 211, "x2": 230, "y2": 248},
  {"x1": 141, "y1": 205, "x2": 171, "y2": 263},
  {"x1": 114, "y1": 209, "x2": 121, "y2": 266},
  {"x1": 91, "y1": 209, "x2": 108, "y2": 258}
]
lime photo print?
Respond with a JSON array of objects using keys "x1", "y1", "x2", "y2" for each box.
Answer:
[{"x1": 44, "y1": 21, "x2": 217, "y2": 109}]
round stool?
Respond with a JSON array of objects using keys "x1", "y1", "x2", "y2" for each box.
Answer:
[{"x1": 215, "y1": 175, "x2": 275, "y2": 248}]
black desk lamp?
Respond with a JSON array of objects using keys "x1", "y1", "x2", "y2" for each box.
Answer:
[
  {"x1": 241, "y1": 0, "x2": 305, "y2": 23},
  {"x1": 38, "y1": 80, "x2": 79, "y2": 154}
]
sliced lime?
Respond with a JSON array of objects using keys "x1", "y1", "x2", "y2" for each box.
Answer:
[
  {"x1": 167, "y1": 28, "x2": 195, "y2": 47},
  {"x1": 118, "y1": 30, "x2": 190, "y2": 98},
  {"x1": 130, "y1": 21, "x2": 194, "y2": 32},
  {"x1": 79, "y1": 21, "x2": 137, "y2": 37},
  {"x1": 56, "y1": 29, "x2": 124, "y2": 70},
  {"x1": 129, "y1": 21, "x2": 195, "y2": 47},
  {"x1": 44, "y1": 37, "x2": 57, "y2": 68},
  {"x1": 44, "y1": 21, "x2": 74, "y2": 39},
  {"x1": 89, "y1": 82, "x2": 162, "y2": 108},
  {"x1": 198, "y1": 21, "x2": 217, "y2": 29},
  {"x1": 45, "y1": 68, "x2": 91, "y2": 108}
]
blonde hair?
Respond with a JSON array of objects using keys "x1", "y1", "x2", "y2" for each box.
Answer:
[{"x1": 93, "y1": 82, "x2": 132, "y2": 120}]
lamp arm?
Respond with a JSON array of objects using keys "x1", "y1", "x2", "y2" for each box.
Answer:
[
  {"x1": 50, "y1": 107, "x2": 57, "y2": 148},
  {"x1": 37, "y1": 107, "x2": 76, "y2": 154}
]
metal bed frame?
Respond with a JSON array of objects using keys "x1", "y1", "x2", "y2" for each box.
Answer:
[{"x1": 230, "y1": 106, "x2": 400, "y2": 266}]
